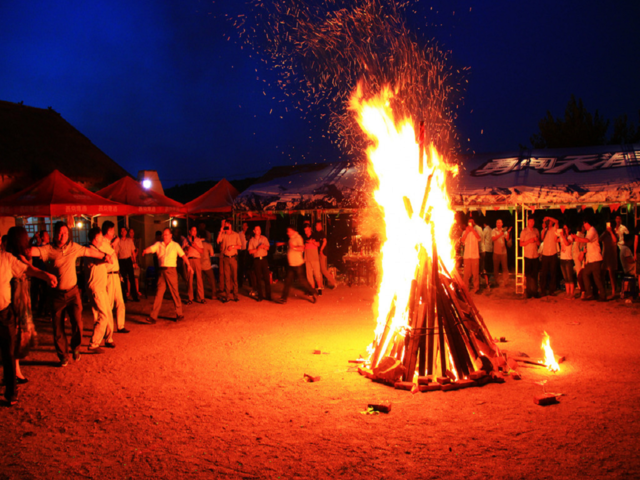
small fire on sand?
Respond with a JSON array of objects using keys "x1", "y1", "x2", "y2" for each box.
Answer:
[
  {"x1": 542, "y1": 331, "x2": 560, "y2": 373},
  {"x1": 351, "y1": 84, "x2": 509, "y2": 392}
]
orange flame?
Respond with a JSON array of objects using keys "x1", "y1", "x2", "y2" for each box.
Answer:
[
  {"x1": 349, "y1": 84, "x2": 458, "y2": 364},
  {"x1": 542, "y1": 331, "x2": 560, "y2": 372}
]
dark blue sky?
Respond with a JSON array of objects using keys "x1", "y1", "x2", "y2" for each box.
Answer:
[{"x1": 1, "y1": 1, "x2": 639, "y2": 187}]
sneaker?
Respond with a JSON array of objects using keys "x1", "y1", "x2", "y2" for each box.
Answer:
[
  {"x1": 309, "y1": 295, "x2": 317, "y2": 304},
  {"x1": 175, "y1": 315, "x2": 185, "y2": 322},
  {"x1": 317, "y1": 289, "x2": 323, "y2": 296},
  {"x1": 87, "y1": 346, "x2": 104, "y2": 354},
  {"x1": 72, "y1": 350, "x2": 81, "y2": 362},
  {"x1": 60, "y1": 358, "x2": 69, "y2": 367},
  {"x1": 117, "y1": 328, "x2": 130, "y2": 333},
  {"x1": 104, "y1": 342, "x2": 116, "y2": 349}
]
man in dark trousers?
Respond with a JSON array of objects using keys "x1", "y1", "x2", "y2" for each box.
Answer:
[
  {"x1": 248, "y1": 225, "x2": 272, "y2": 302},
  {"x1": 277, "y1": 227, "x2": 317, "y2": 304},
  {"x1": 31, "y1": 222, "x2": 114, "y2": 366}
]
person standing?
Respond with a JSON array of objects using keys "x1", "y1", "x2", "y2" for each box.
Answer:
[
  {"x1": 277, "y1": 227, "x2": 317, "y2": 304},
  {"x1": 558, "y1": 224, "x2": 575, "y2": 299},
  {"x1": 303, "y1": 223, "x2": 324, "y2": 295},
  {"x1": 117, "y1": 227, "x2": 139, "y2": 303},
  {"x1": 572, "y1": 225, "x2": 587, "y2": 298},
  {"x1": 219, "y1": 221, "x2": 241, "y2": 302},
  {"x1": 143, "y1": 228, "x2": 193, "y2": 322},
  {"x1": 572, "y1": 217, "x2": 606, "y2": 301},
  {"x1": 1, "y1": 228, "x2": 57, "y2": 406},
  {"x1": 85, "y1": 227, "x2": 114, "y2": 353},
  {"x1": 200, "y1": 236, "x2": 216, "y2": 300},
  {"x1": 183, "y1": 226, "x2": 206, "y2": 304},
  {"x1": 216, "y1": 219, "x2": 229, "y2": 298},
  {"x1": 238, "y1": 222, "x2": 249, "y2": 290},
  {"x1": 31, "y1": 221, "x2": 112, "y2": 366},
  {"x1": 520, "y1": 218, "x2": 541, "y2": 299},
  {"x1": 600, "y1": 221, "x2": 618, "y2": 299},
  {"x1": 491, "y1": 220, "x2": 511, "y2": 287},
  {"x1": 248, "y1": 226, "x2": 272, "y2": 302},
  {"x1": 614, "y1": 215, "x2": 629, "y2": 248},
  {"x1": 128, "y1": 228, "x2": 142, "y2": 299},
  {"x1": 481, "y1": 220, "x2": 493, "y2": 275},
  {"x1": 539, "y1": 217, "x2": 560, "y2": 296},
  {"x1": 461, "y1": 219, "x2": 481, "y2": 294},
  {"x1": 102, "y1": 222, "x2": 129, "y2": 334},
  {"x1": 314, "y1": 221, "x2": 337, "y2": 289}
]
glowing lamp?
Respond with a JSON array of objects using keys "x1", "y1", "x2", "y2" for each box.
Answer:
[
  {"x1": 142, "y1": 179, "x2": 152, "y2": 189},
  {"x1": 172, "y1": 219, "x2": 178, "y2": 227},
  {"x1": 77, "y1": 221, "x2": 83, "y2": 228}
]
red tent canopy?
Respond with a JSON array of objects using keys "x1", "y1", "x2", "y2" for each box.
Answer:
[
  {"x1": 96, "y1": 176, "x2": 185, "y2": 215},
  {"x1": 185, "y1": 179, "x2": 239, "y2": 214},
  {"x1": 0, "y1": 169, "x2": 131, "y2": 217}
]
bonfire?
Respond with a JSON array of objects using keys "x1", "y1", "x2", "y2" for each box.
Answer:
[{"x1": 350, "y1": 85, "x2": 508, "y2": 392}]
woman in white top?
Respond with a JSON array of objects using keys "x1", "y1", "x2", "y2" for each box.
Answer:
[{"x1": 558, "y1": 223, "x2": 575, "y2": 298}]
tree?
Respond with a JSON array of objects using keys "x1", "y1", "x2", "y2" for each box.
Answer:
[
  {"x1": 529, "y1": 95, "x2": 609, "y2": 149},
  {"x1": 608, "y1": 111, "x2": 640, "y2": 145}
]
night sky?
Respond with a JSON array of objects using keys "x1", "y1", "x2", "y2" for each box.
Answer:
[{"x1": 1, "y1": 0, "x2": 639, "y2": 187}]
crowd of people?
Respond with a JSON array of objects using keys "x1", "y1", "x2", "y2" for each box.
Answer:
[
  {"x1": 456, "y1": 213, "x2": 637, "y2": 301},
  {"x1": 0, "y1": 218, "x2": 337, "y2": 406}
]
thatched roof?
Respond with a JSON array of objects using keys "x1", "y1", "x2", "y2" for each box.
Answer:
[{"x1": 0, "y1": 100, "x2": 131, "y2": 196}]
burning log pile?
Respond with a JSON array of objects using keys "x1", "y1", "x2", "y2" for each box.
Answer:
[
  {"x1": 349, "y1": 86, "x2": 509, "y2": 392},
  {"x1": 357, "y1": 217, "x2": 508, "y2": 392}
]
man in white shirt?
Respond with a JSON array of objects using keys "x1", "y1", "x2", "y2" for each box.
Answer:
[
  {"x1": 519, "y1": 218, "x2": 541, "y2": 298},
  {"x1": 200, "y1": 237, "x2": 216, "y2": 299},
  {"x1": 572, "y1": 217, "x2": 606, "y2": 301},
  {"x1": 248, "y1": 225, "x2": 272, "y2": 302},
  {"x1": 614, "y1": 215, "x2": 630, "y2": 247},
  {"x1": 461, "y1": 219, "x2": 481, "y2": 294},
  {"x1": 117, "y1": 227, "x2": 139, "y2": 302},
  {"x1": 277, "y1": 227, "x2": 317, "y2": 304},
  {"x1": 182, "y1": 226, "x2": 205, "y2": 304},
  {"x1": 481, "y1": 221, "x2": 493, "y2": 273},
  {"x1": 491, "y1": 220, "x2": 511, "y2": 287},
  {"x1": 143, "y1": 228, "x2": 193, "y2": 322},
  {"x1": 539, "y1": 216, "x2": 560, "y2": 296},
  {"x1": 238, "y1": 222, "x2": 251, "y2": 290},
  {"x1": 102, "y1": 222, "x2": 129, "y2": 334},
  {"x1": 218, "y1": 220, "x2": 241, "y2": 302}
]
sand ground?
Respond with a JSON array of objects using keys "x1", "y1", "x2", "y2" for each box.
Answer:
[{"x1": 1, "y1": 281, "x2": 639, "y2": 479}]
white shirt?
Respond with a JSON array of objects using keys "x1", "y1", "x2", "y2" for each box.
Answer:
[
  {"x1": 100, "y1": 238, "x2": 119, "y2": 273},
  {"x1": 287, "y1": 232, "x2": 305, "y2": 267},
  {"x1": 248, "y1": 235, "x2": 270, "y2": 259},
  {"x1": 463, "y1": 229, "x2": 480, "y2": 259},
  {"x1": 615, "y1": 224, "x2": 629, "y2": 246},
  {"x1": 492, "y1": 228, "x2": 508, "y2": 255},
  {"x1": 585, "y1": 227, "x2": 603, "y2": 263},
  {"x1": 0, "y1": 251, "x2": 27, "y2": 310},
  {"x1": 147, "y1": 241, "x2": 186, "y2": 267},
  {"x1": 541, "y1": 229, "x2": 559, "y2": 256},
  {"x1": 559, "y1": 235, "x2": 573, "y2": 260},
  {"x1": 620, "y1": 245, "x2": 636, "y2": 275},
  {"x1": 482, "y1": 226, "x2": 493, "y2": 253}
]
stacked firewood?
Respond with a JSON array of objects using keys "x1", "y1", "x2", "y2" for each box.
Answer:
[{"x1": 358, "y1": 227, "x2": 508, "y2": 392}]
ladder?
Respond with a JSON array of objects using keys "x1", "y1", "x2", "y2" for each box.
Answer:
[{"x1": 514, "y1": 204, "x2": 528, "y2": 295}]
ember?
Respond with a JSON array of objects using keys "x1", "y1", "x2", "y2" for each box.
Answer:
[{"x1": 351, "y1": 86, "x2": 506, "y2": 390}]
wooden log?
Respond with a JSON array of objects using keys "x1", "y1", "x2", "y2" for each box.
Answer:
[
  {"x1": 534, "y1": 394, "x2": 559, "y2": 406},
  {"x1": 370, "y1": 297, "x2": 397, "y2": 369},
  {"x1": 394, "y1": 381, "x2": 414, "y2": 391},
  {"x1": 419, "y1": 383, "x2": 442, "y2": 392},
  {"x1": 418, "y1": 120, "x2": 425, "y2": 174},
  {"x1": 469, "y1": 370, "x2": 487, "y2": 380},
  {"x1": 368, "y1": 402, "x2": 392, "y2": 413},
  {"x1": 436, "y1": 376, "x2": 451, "y2": 385},
  {"x1": 358, "y1": 367, "x2": 375, "y2": 379},
  {"x1": 417, "y1": 376, "x2": 432, "y2": 385},
  {"x1": 303, "y1": 374, "x2": 321, "y2": 382}
]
